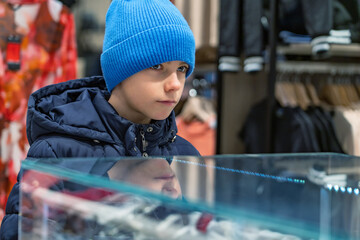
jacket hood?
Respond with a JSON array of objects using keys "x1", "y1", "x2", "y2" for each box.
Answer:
[{"x1": 26, "y1": 76, "x2": 178, "y2": 149}]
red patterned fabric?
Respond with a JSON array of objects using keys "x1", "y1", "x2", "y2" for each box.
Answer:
[{"x1": 0, "y1": 0, "x2": 77, "y2": 221}]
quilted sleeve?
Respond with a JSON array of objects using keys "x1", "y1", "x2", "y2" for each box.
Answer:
[{"x1": 0, "y1": 140, "x2": 57, "y2": 240}]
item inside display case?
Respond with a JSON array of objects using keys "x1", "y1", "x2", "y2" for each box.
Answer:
[{"x1": 19, "y1": 154, "x2": 360, "y2": 239}]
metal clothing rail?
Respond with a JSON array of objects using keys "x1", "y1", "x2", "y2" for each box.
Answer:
[{"x1": 276, "y1": 61, "x2": 360, "y2": 75}]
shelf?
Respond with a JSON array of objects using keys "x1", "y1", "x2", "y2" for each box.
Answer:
[
  {"x1": 277, "y1": 43, "x2": 360, "y2": 58},
  {"x1": 276, "y1": 61, "x2": 360, "y2": 74}
]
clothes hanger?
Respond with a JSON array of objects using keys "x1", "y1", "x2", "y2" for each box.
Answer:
[
  {"x1": 356, "y1": 76, "x2": 360, "y2": 99},
  {"x1": 275, "y1": 72, "x2": 291, "y2": 107},
  {"x1": 275, "y1": 82, "x2": 289, "y2": 107},
  {"x1": 281, "y1": 72, "x2": 298, "y2": 107},
  {"x1": 303, "y1": 73, "x2": 321, "y2": 106},
  {"x1": 294, "y1": 75, "x2": 311, "y2": 110},
  {"x1": 343, "y1": 74, "x2": 360, "y2": 103},
  {"x1": 335, "y1": 74, "x2": 352, "y2": 107},
  {"x1": 179, "y1": 96, "x2": 215, "y2": 123},
  {"x1": 320, "y1": 72, "x2": 345, "y2": 106}
]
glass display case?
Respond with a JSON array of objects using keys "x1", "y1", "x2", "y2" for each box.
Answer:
[{"x1": 19, "y1": 153, "x2": 360, "y2": 239}]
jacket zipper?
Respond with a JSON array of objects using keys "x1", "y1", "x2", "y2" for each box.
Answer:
[{"x1": 140, "y1": 130, "x2": 148, "y2": 157}]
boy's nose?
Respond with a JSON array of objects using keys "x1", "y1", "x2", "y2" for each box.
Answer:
[{"x1": 164, "y1": 72, "x2": 182, "y2": 92}]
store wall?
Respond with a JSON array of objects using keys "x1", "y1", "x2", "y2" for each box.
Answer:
[
  {"x1": 220, "y1": 71, "x2": 267, "y2": 154},
  {"x1": 174, "y1": 0, "x2": 219, "y2": 48},
  {"x1": 73, "y1": 0, "x2": 219, "y2": 55},
  {"x1": 72, "y1": 0, "x2": 219, "y2": 78},
  {"x1": 73, "y1": 0, "x2": 109, "y2": 24}
]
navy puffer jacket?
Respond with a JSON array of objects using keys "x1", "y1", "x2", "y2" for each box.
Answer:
[{"x1": 0, "y1": 76, "x2": 199, "y2": 240}]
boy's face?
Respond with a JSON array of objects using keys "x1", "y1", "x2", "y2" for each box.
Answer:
[{"x1": 109, "y1": 60, "x2": 189, "y2": 124}]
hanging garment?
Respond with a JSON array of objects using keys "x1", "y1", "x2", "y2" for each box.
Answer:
[
  {"x1": 333, "y1": 106, "x2": 360, "y2": 156},
  {"x1": 218, "y1": 0, "x2": 241, "y2": 58},
  {"x1": 218, "y1": 0, "x2": 241, "y2": 72},
  {"x1": 243, "y1": 0, "x2": 264, "y2": 73},
  {"x1": 218, "y1": 0, "x2": 359, "y2": 73},
  {"x1": 306, "y1": 107, "x2": 344, "y2": 153},
  {"x1": 176, "y1": 96, "x2": 216, "y2": 156},
  {"x1": 240, "y1": 100, "x2": 318, "y2": 153},
  {"x1": 301, "y1": 0, "x2": 333, "y2": 38},
  {"x1": 0, "y1": 0, "x2": 77, "y2": 221},
  {"x1": 176, "y1": 117, "x2": 216, "y2": 156},
  {"x1": 240, "y1": 99, "x2": 344, "y2": 154}
]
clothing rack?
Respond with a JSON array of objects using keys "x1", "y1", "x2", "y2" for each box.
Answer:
[
  {"x1": 264, "y1": 1, "x2": 360, "y2": 153},
  {"x1": 216, "y1": 0, "x2": 360, "y2": 154}
]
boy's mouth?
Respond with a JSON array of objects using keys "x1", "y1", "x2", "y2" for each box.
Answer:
[{"x1": 158, "y1": 100, "x2": 177, "y2": 106}]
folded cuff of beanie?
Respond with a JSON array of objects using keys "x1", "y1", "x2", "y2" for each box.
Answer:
[{"x1": 101, "y1": 24, "x2": 195, "y2": 92}]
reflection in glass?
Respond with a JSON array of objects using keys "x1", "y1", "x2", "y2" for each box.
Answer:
[
  {"x1": 19, "y1": 153, "x2": 360, "y2": 239},
  {"x1": 108, "y1": 158, "x2": 182, "y2": 199}
]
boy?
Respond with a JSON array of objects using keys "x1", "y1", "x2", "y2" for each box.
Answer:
[{"x1": 0, "y1": 0, "x2": 199, "y2": 239}]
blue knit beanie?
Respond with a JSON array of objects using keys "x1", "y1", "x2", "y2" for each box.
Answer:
[{"x1": 100, "y1": 0, "x2": 196, "y2": 92}]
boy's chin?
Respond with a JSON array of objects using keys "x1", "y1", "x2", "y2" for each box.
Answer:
[{"x1": 151, "y1": 113, "x2": 172, "y2": 121}]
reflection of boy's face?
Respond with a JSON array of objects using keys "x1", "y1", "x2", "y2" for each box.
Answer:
[
  {"x1": 108, "y1": 61, "x2": 189, "y2": 124},
  {"x1": 109, "y1": 159, "x2": 182, "y2": 199}
]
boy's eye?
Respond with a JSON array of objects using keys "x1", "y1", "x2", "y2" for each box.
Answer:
[
  {"x1": 150, "y1": 64, "x2": 162, "y2": 70},
  {"x1": 178, "y1": 66, "x2": 189, "y2": 73}
]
